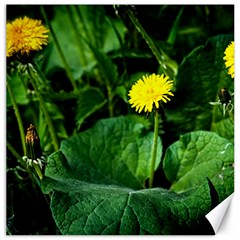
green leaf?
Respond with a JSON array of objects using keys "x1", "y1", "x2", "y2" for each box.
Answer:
[
  {"x1": 41, "y1": 118, "x2": 226, "y2": 235},
  {"x1": 42, "y1": 6, "x2": 125, "y2": 80},
  {"x1": 42, "y1": 177, "x2": 213, "y2": 235},
  {"x1": 81, "y1": 36, "x2": 119, "y2": 86},
  {"x1": 163, "y1": 131, "x2": 234, "y2": 199},
  {"x1": 125, "y1": 114, "x2": 151, "y2": 130},
  {"x1": 114, "y1": 85, "x2": 128, "y2": 103},
  {"x1": 211, "y1": 166, "x2": 234, "y2": 203},
  {"x1": 167, "y1": 7, "x2": 184, "y2": 45},
  {"x1": 42, "y1": 6, "x2": 83, "y2": 77},
  {"x1": 166, "y1": 35, "x2": 234, "y2": 141},
  {"x1": 75, "y1": 87, "x2": 107, "y2": 129},
  {"x1": 103, "y1": 17, "x2": 127, "y2": 53},
  {"x1": 46, "y1": 116, "x2": 162, "y2": 189},
  {"x1": 7, "y1": 73, "x2": 29, "y2": 107}
]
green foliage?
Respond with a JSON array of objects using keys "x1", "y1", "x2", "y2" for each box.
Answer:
[
  {"x1": 41, "y1": 117, "x2": 233, "y2": 234},
  {"x1": 75, "y1": 87, "x2": 107, "y2": 129},
  {"x1": 43, "y1": 179, "x2": 213, "y2": 235},
  {"x1": 44, "y1": 116, "x2": 162, "y2": 189},
  {"x1": 38, "y1": 103, "x2": 69, "y2": 152},
  {"x1": 163, "y1": 131, "x2": 234, "y2": 198},
  {"x1": 43, "y1": 5, "x2": 126, "y2": 78},
  {"x1": 7, "y1": 73, "x2": 29, "y2": 107},
  {"x1": 166, "y1": 35, "x2": 234, "y2": 142},
  {"x1": 7, "y1": 5, "x2": 234, "y2": 235}
]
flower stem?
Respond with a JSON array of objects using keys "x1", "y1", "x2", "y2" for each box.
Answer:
[
  {"x1": 7, "y1": 79, "x2": 26, "y2": 156},
  {"x1": 149, "y1": 110, "x2": 159, "y2": 188},
  {"x1": 27, "y1": 64, "x2": 59, "y2": 151}
]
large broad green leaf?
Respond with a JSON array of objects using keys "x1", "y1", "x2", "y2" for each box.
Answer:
[
  {"x1": 42, "y1": 118, "x2": 234, "y2": 235},
  {"x1": 46, "y1": 116, "x2": 162, "y2": 189},
  {"x1": 42, "y1": 177, "x2": 214, "y2": 235},
  {"x1": 163, "y1": 131, "x2": 234, "y2": 199},
  {"x1": 166, "y1": 35, "x2": 234, "y2": 142}
]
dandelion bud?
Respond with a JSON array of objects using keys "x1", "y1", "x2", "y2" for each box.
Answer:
[
  {"x1": 22, "y1": 124, "x2": 46, "y2": 179},
  {"x1": 25, "y1": 124, "x2": 42, "y2": 160}
]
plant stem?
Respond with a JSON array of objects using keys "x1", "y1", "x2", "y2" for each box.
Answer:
[
  {"x1": 40, "y1": 6, "x2": 78, "y2": 91},
  {"x1": 27, "y1": 64, "x2": 59, "y2": 151},
  {"x1": 7, "y1": 79, "x2": 26, "y2": 156},
  {"x1": 149, "y1": 110, "x2": 159, "y2": 188}
]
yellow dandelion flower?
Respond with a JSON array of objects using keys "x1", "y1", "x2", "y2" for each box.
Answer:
[
  {"x1": 223, "y1": 41, "x2": 234, "y2": 78},
  {"x1": 6, "y1": 16, "x2": 49, "y2": 57},
  {"x1": 128, "y1": 73, "x2": 174, "y2": 113}
]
